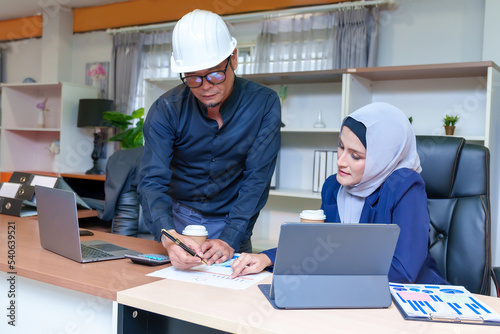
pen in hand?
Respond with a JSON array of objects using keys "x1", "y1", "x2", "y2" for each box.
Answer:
[{"x1": 161, "y1": 229, "x2": 208, "y2": 265}]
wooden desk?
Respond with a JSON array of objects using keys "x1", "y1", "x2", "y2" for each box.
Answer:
[
  {"x1": 3, "y1": 215, "x2": 500, "y2": 333},
  {"x1": 0, "y1": 170, "x2": 106, "y2": 200},
  {"x1": 61, "y1": 172, "x2": 106, "y2": 200},
  {"x1": 0, "y1": 216, "x2": 164, "y2": 300},
  {"x1": 60, "y1": 172, "x2": 106, "y2": 182},
  {"x1": 117, "y1": 275, "x2": 500, "y2": 334},
  {"x1": 0, "y1": 215, "x2": 165, "y2": 333}
]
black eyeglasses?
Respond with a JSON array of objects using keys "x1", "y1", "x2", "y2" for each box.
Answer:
[{"x1": 180, "y1": 57, "x2": 231, "y2": 88}]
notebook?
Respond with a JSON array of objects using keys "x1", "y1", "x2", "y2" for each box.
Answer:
[
  {"x1": 258, "y1": 222, "x2": 400, "y2": 309},
  {"x1": 35, "y1": 185, "x2": 141, "y2": 263}
]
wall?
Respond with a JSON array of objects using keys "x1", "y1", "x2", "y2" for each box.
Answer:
[
  {"x1": 3, "y1": 0, "x2": 490, "y2": 86},
  {"x1": 72, "y1": 31, "x2": 114, "y2": 97},
  {"x1": 376, "y1": 0, "x2": 485, "y2": 66},
  {"x1": 482, "y1": 0, "x2": 500, "y2": 64},
  {"x1": 3, "y1": 38, "x2": 42, "y2": 83}
]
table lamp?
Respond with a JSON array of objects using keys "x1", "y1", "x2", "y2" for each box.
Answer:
[{"x1": 77, "y1": 99, "x2": 113, "y2": 174}]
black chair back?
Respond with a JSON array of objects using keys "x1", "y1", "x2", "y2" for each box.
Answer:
[
  {"x1": 102, "y1": 146, "x2": 153, "y2": 239},
  {"x1": 416, "y1": 136, "x2": 491, "y2": 295}
]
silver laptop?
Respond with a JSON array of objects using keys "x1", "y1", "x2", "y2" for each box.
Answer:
[
  {"x1": 35, "y1": 185, "x2": 141, "y2": 263},
  {"x1": 259, "y1": 222, "x2": 400, "y2": 309}
]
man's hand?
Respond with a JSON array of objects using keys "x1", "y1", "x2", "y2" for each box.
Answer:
[
  {"x1": 230, "y1": 253, "x2": 272, "y2": 278},
  {"x1": 161, "y1": 229, "x2": 203, "y2": 270},
  {"x1": 201, "y1": 239, "x2": 234, "y2": 265}
]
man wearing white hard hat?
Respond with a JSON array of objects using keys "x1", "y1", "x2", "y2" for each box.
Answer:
[{"x1": 138, "y1": 9, "x2": 281, "y2": 269}]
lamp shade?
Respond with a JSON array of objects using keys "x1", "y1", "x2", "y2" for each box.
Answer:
[{"x1": 77, "y1": 99, "x2": 114, "y2": 128}]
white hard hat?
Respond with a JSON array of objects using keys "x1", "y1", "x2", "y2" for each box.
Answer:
[{"x1": 171, "y1": 9, "x2": 237, "y2": 73}]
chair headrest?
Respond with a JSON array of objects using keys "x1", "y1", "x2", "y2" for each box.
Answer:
[
  {"x1": 451, "y1": 143, "x2": 489, "y2": 198},
  {"x1": 416, "y1": 136, "x2": 464, "y2": 199}
]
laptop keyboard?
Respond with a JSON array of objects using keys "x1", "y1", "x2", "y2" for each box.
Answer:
[{"x1": 81, "y1": 244, "x2": 114, "y2": 259}]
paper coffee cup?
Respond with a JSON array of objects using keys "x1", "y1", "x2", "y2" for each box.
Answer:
[
  {"x1": 299, "y1": 209, "x2": 326, "y2": 223},
  {"x1": 182, "y1": 225, "x2": 208, "y2": 245}
]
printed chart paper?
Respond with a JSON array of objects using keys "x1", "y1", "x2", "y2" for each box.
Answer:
[
  {"x1": 148, "y1": 255, "x2": 271, "y2": 290},
  {"x1": 390, "y1": 283, "x2": 500, "y2": 324}
]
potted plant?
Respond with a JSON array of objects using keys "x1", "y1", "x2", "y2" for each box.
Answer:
[
  {"x1": 102, "y1": 107, "x2": 144, "y2": 149},
  {"x1": 443, "y1": 115, "x2": 459, "y2": 135}
]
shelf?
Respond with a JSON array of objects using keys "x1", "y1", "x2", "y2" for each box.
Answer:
[
  {"x1": 269, "y1": 188, "x2": 322, "y2": 199},
  {"x1": 452, "y1": 135, "x2": 485, "y2": 142},
  {"x1": 251, "y1": 238, "x2": 278, "y2": 253},
  {"x1": 4, "y1": 127, "x2": 60, "y2": 132},
  {"x1": 145, "y1": 77, "x2": 180, "y2": 92},
  {"x1": 347, "y1": 61, "x2": 498, "y2": 81},
  {"x1": 1, "y1": 82, "x2": 98, "y2": 173},
  {"x1": 0, "y1": 82, "x2": 62, "y2": 89},
  {"x1": 281, "y1": 127, "x2": 340, "y2": 133},
  {"x1": 242, "y1": 69, "x2": 344, "y2": 85}
]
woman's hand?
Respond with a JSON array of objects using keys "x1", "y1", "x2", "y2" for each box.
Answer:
[{"x1": 230, "y1": 253, "x2": 273, "y2": 278}]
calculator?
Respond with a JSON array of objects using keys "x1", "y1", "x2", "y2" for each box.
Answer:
[{"x1": 125, "y1": 253, "x2": 171, "y2": 266}]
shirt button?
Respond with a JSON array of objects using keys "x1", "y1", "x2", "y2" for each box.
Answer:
[
  {"x1": 209, "y1": 179, "x2": 214, "y2": 183},
  {"x1": 211, "y1": 157, "x2": 216, "y2": 162}
]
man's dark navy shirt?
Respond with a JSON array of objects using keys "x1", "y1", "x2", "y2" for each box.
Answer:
[{"x1": 138, "y1": 77, "x2": 281, "y2": 250}]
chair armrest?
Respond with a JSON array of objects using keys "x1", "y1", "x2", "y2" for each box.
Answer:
[
  {"x1": 111, "y1": 190, "x2": 140, "y2": 237},
  {"x1": 493, "y1": 267, "x2": 500, "y2": 297}
]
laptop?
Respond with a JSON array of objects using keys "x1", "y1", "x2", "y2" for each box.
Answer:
[
  {"x1": 258, "y1": 222, "x2": 400, "y2": 309},
  {"x1": 35, "y1": 185, "x2": 141, "y2": 263}
]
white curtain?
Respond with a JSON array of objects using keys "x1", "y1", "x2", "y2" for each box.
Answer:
[
  {"x1": 112, "y1": 32, "x2": 145, "y2": 114},
  {"x1": 254, "y1": 7, "x2": 379, "y2": 73},
  {"x1": 133, "y1": 30, "x2": 174, "y2": 112}
]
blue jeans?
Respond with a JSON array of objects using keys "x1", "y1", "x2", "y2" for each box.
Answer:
[
  {"x1": 172, "y1": 200, "x2": 227, "y2": 239},
  {"x1": 172, "y1": 200, "x2": 252, "y2": 253}
]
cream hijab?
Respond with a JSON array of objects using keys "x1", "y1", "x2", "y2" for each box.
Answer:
[{"x1": 337, "y1": 102, "x2": 421, "y2": 223}]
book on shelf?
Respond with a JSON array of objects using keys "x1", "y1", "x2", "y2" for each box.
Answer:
[
  {"x1": 312, "y1": 150, "x2": 337, "y2": 193},
  {"x1": 270, "y1": 151, "x2": 280, "y2": 189}
]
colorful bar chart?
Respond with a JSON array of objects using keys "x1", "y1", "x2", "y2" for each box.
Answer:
[{"x1": 389, "y1": 283, "x2": 500, "y2": 325}]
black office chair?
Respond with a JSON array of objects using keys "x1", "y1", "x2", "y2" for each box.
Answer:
[
  {"x1": 416, "y1": 136, "x2": 498, "y2": 295},
  {"x1": 100, "y1": 146, "x2": 153, "y2": 240}
]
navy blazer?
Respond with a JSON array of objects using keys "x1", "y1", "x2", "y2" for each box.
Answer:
[{"x1": 262, "y1": 168, "x2": 447, "y2": 284}]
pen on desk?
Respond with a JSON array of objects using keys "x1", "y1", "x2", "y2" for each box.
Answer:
[{"x1": 161, "y1": 229, "x2": 208, "y2": 265}]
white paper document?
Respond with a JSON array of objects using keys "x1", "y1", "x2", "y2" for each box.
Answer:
[
  {"x1": 30, "y1": 175, "x2": 58, "y2": 188},
  {"x1": 0, "y1": 183, "x2": 21, "y2": 198},
  {"x1": 390, "y1": 283, "x2": 500, "y2": 325},
  {"x1": 148, "y1": 255, "x2": 271, "y2": 290}
]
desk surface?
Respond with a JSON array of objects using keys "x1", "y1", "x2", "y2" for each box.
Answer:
[
  {"x1": 0, "y1": 216, "x2": 165, "y2": 300},
  {"x1": 60, "y1": 172, "x2": 106, "y2": 182},
  {"x1": 117, "y1": 274, "x2": 500, "y2": 334},
  {"x1": 0, "y1": 171, "x2": 106, "y2": 182},
  {"x1": 3, "y1": 215, "x2": 500, "y2": 333}
]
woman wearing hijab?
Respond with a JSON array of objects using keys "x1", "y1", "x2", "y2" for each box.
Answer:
[{"x1": 231, "y1": 102, "x2": 447, "y2": 284}]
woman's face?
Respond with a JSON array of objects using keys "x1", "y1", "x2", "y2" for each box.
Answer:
[{"x1": 336, "y1": 126, "x2": 366, "y2": 186}]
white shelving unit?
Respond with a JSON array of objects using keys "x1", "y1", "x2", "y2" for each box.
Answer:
[
  {"x1": 253, "y1": 61, "x2": 500, "y2": 245},
  {"x1": 143, "y1": 62, "x2": 500, "y2": 252},
  {"x1": 343, "y1": 62, "x2": 496, "y2": 145},
  {"x1": 0, "y1": 82, "x2": 98, "y2": 173}
]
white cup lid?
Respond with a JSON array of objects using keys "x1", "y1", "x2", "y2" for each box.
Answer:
[
  {"x1": 182, "y1": 225, "x2": 208, "y2": 236},
  {"x1": 299, "y1": 209, "x2": 326, "y2": 220}
]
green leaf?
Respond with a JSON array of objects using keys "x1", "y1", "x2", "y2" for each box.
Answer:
[{"x1": 103, "y1": 108, "x2": 145, "y2": 149}]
